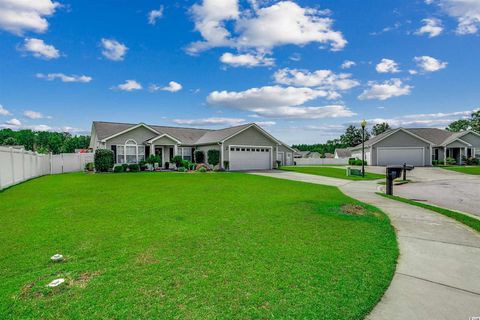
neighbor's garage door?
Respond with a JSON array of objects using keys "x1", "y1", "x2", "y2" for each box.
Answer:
[
  {"x1": 377, "y1": 147, "x2": 424, "y2": 166},
  {"x1": 229, "y1": 146, "x2": 271, "y2": 170}
]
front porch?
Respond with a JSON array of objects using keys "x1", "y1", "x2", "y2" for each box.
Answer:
[{"x1": 433, "y1": 146, "x2": 476, "y2": 165}]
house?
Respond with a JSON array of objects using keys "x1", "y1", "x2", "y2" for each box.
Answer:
[
  {"x1": 89, "y1": 121, "x2": 295, "y2": 170},
  {"x1": 294, "y1": 151, "x2": 321, "y2": 158},
  {"x1": 334, "y1": 148, "x2": 352, "y2": 159},
  {"x1": 349, "y1": 128, "x2": 480, "y2": 166},
  {"x1": 324, "y1": 153, "x2": 334, "y2": 159}
]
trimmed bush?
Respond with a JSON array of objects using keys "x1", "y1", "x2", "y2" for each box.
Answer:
[
  {"x1": 463, "y1": 157, "x2": 479, "y2": 166},
  {"x1": 348, "y1": 158, "x2": 356, "y2": 165},
  {"x1": 446, "y1": 157, "x2": 456, "y2": 165},
  {"x1": 181, "y1": 160, "x2": 190, "y2": 169},
  {"x1": 85, "y1": 162, "x2": 94, "y2": 172},
  {"x1": 207, "y1": 149, "x2": 220, "y2": 166},
  {"x1": 172, "y1": 155, "x2": 183, "y2": 168},
  {"x1": 194, "y1": 150, "x2": 205, "y2": 163},
  {"x1": 177, "y1": 167, "x2": 187, "y2": 172},
  {"x1": 94, "y1": 149, "x2": 114, "y2": 172},
  {"x1": 223, "y1": 160, "x2": 230, "y2": 170},
  {"x1": 196, "y1": 163, "x2": 209, "y2": 171},
  {"x1": 128, "y1": 164, "x2": 140, "y2": 172},
  {"x1": 113, "y1": 165, "x2": 124, "y2": 173},
  {"x1": 198, "y1": 167, "x2": 207, "y2": 173},
  {"x1": 276, "y1": 160, "x2": 282, "y2": 168}
]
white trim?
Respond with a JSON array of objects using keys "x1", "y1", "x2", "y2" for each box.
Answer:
[
  {"x1": 442, "y1": 137, "x2": 472, "y2": 147},
  {"x1": 146, "y1": 133, "x2": 182, "y2": 144},
  {"x1": 220, "y1": 142, "x2": 224, "y2": 168},
  {"x1": 376, "y1": 146, "x2": 425, "y2": 166},
  {"x1": 100, "y1": 123, "x2": 160, "y2": 142},
  {"x1": 227, "y1": 144, "x2": 273, "y2": 170},
  {"x1": 221, "y1": 123, "x2": 281, "y2": 145}
]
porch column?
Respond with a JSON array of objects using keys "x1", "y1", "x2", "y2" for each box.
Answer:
[
  {"x1": 465, "y1": 147, "x2": 468, "y2": 163},
  {"x1": 444, "y1": 147, "x2": 447, "y2": 165},
  {"x1": 220, "y1": 142, "x2": 224, "y2": 169},
  {"x1": 174, "y1": 144, "x2": 178, "y2": 156}
]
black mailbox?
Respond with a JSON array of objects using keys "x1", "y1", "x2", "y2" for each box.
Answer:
[{"x1": 385, "y1": 164, "x2": 414, "y2": 195}]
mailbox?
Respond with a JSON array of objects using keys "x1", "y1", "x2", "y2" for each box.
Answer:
[{"x1": 385, "y1": 164, "x2": 414, "y2": 195}]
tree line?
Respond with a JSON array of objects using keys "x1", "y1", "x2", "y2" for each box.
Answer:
[
  {"x1": 293, "y1": 110, "x2": 480, "y2": 154},
  {"x1": 0, "y1": 128, "x2": 90, "y2": 154}
]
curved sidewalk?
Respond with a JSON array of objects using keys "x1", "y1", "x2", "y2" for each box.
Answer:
[{"x1": 251, "y1": 171, "x2": 480, "y2": 320}]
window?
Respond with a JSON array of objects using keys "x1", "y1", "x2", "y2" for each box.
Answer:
[
  {"x1": 178, "y1": 147, "x2": 192, "y2": 161},
  {"x1": 117, "y1": 145, "x2": 125, "y2": 164},
  {"x1": 138, "y1": 146, "x2": 145, "y2": 162}
]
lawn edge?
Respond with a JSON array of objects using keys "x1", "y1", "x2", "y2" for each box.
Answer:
[{"x1": 376, "y1": 192, "x2": 480, "y2": 233}]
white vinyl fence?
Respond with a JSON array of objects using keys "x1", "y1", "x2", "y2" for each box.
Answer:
[
  {"x1": 0, "y1": 146, "x2": 93, "y2": 190},
  {"x1": 294, "y1": 158, "x2": 348, "y2": 166}
]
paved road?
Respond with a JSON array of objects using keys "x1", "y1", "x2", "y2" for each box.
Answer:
[{"x1": 250, "y1": 170, "x2": 480, "y2": 320}]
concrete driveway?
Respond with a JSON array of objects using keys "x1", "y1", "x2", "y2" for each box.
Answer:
[{"x1": 388, "y1": 167, "x2": 480, "y2": 217}]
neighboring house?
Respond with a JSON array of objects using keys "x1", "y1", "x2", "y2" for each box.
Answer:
[
  {"x1": 349, "y1": 128, "x2": 480, "y2": 166},
  {"x1": 294, "y1": 151, "x2": 321, "y2": 158},
  {"x1": 334, "y1": 148, "x2": 352, "y2": 159},
  {"x1": 89, "y1": 121, "x2": 295, "y2": 170},
  {"x1": 324, "y1": 153, "x2": 334, "y2": 159}
]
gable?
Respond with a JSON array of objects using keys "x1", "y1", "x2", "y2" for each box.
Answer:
[
  {"x1": 106, "y1": 126, "x2": 158, "y2": 145},
  {"x1": 373, "y1": 129, "x2": 430, "y2": 148},
  {"x1": 224, "y1": 126, "x2": 277, "y2": 146},
  {"x1": 458, "y1": 132, "x2": 480, "y2": 147}
]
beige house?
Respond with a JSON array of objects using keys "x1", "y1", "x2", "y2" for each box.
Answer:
[{"x1": 89, "y1": 121, "x2": 295, "y2": 170}]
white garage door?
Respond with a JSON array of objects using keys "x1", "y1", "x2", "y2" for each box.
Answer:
[
  {"x1": 229, "y1": 146, "x2": 272, "y2": 170},
  {"x1": 377, "y1": 147, "x2": 424, "y2": 166}
]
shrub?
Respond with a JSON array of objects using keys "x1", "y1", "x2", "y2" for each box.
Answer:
[
  {"x1": 446, "y1": 157, "x2": 456, "y2": 165},
  {"x1": 194, "y1": 150, "x2": 205, "y2": 163},
  {"x1": 85, "y1": 162, "x2": 94, "y2": 172},
  {"x1": 276, "y1": 160, "x2": 282, "y2": 168},
  {"x1": 177, "y1": 167, "x2": 187, "y2": 172},
  {"x1": 196, "y1": 163, "x2": 209, "y2": 171},
  {"x1": 113, "y1": 165, "x2": 124, "y2": 173},
  {"x1": 198, "y1": 167, "x2": 207, "y2": 173},
  {"x1": 147, "y1": 155, "x2": 161, "y2": 166},
  {"x1": 181, "y1": 160, "x2": 190, "y2": 169},
  {"x1": 172, "y1": 155, "x2": 183, "y2": 168},
  {"x1": 94, "y1": 149, "x2": 114, "y2": 172},
  {"x1": 353, "y1": 159, "x2": 367, "y2": 166},
  {"x1": 207, "y1": 149, "x2": 220, "y2": 166},
  {"x1": 463, "y1": 157, "x2": 479, "y2": 165},
  {"x1": 128, "y1": 164, "x2": 140, "y2": 172},
  {"x1": 432, "y1": 160, "x2": 438, "y2": 165},
  {"x1": 122, "y1": 163, "x2": 128, "y2": 171},
  {"x1": 348, "y1": 158, "x2": 356, "y2": 165},
  {"x1": 223, "y1": 160, "x2": 230, "y2": 170}
]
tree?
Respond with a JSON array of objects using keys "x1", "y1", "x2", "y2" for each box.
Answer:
[
  {"x1": 446, "y1": 119, "x2": 471, "y2": 132},
  {"x1": 470, "y1": 110, "x2": 480, "y2": 133},
  {"x1": 340, "y1": 125, "x2": 370, "y2": 147},
  {"x1": 3, "y1": 137, "x2": 17, "y2": 146},
  {"x1": 371, "y1": 122, "x2": 390, "y2": 136}
]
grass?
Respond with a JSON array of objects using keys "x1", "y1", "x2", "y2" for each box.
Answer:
[
  {"x1": 378, "y1": 193, "x2": 480, "y2": 233},
  {"x1": 0, "y1": 172, "x2": 397, "y2": 319},
  {"x1": 440, "y1": 166, "x2": 480, "y2": 175},
  {"x1": 281, "y1": 166, "x2": 385, "y2": 180}
]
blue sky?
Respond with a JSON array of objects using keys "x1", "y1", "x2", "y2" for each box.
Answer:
[{"x1": 0, "y1": 0, "x2": 479, "y2": 144}]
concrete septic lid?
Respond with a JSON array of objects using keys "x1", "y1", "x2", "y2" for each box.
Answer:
[
  {"x1": 47, "y1": 278, "x2": 65, "y2": 287},
  {"x1": 51, "y1": 254, "x2": 64, "y2": 262}
]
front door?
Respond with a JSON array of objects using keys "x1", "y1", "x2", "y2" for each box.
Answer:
[{"x1": 154, "y1": 147, "x2": 163, "y2": 167}]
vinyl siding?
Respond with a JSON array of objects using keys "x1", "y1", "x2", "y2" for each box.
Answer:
[
  {"x1": 458, "y1": 133, "x2": 480, "y2": 148},
  {"x1": 105, "y1": 127, "x2": 158, "y2": 149}
]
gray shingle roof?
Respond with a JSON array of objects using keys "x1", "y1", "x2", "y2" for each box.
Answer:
[
  {"x1": 334, "y1": 148, "x2": 352, "y2": 158},
  {"x1": 93, "y1": 121, "x2": 263, "y2": 146},
  {"x1": 353, "y1": 127, "x2": 470, "y2": 149}
]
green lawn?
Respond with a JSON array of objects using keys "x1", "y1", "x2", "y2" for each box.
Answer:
[
  {"x1": 0, "y1": 172, "x2": 397, "y2": 319},
  {"x1": 378, "y1": 193, "x2": 480, "y2": 233},
  {"x1": 440, "y1": 166, "x2": 480, "y2": 175},
  {"x1": 281, "y1": 166, "x2": 385, "y2": 180}
]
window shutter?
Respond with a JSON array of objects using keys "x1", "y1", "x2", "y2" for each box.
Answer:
[
  {"x1": 111, "y1": 145, "x2": 117, "y2": 161},
  {"x1": 145, "y1": 145, "x2": 150, "y2": 158}
]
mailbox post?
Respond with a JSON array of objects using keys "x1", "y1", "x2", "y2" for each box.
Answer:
[{"x1": 385, "y1": 165, "x2": 415, "y2": 195}]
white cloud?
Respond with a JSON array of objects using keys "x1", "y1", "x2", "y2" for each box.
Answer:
[
  {"x1": 408, "y1": 69, "x2": 418, "y2": 75},
  {"x1": 375, "y1": 58, "x2": 400, "y2": 73},
  {"x1": 150, "y1": 81, "x2": 183, "y2": 93},
  {"x1": 23, "y1": 110, "x2": 51, "y2": 119},
  {"x1": 433, "y1": 0, "x2": 480, "y2": 34},
  {"x1": 414, "y1": 55, "x2": 448, "y2": 72},
  {"x1": 255, "y1": 121, "x2": 276, "y2": 126},
  {"x1": 368, "y1": 109, "x2": 475, "y2": 128},
  {"x1": 36, "y1": 73, "x2": 92, "y2": 83},
  {"x1": 148, "y1": 6, "x2": 164, "y2": 25},
  {"x1": 5, "y1": 118, "x2": 21, "y2": 126},
  {"x1": 0, "y1": 104, "x2": 11, "y2": 116},
  {"x1": 0, "y1": 0, "x2": 59, "y2": 35},
  {"x1": 273, "y1": 68, "x2": 359, "y2": 91},
  {"x1": 358, "y1": 78, "x2": 412, "y2": 100},
  {"x1": 289, "y1": 53, "x2": 301, "y2": 61},
  {"x1": 173, "y1": 117, "x2": 245, "y2": 126},
  {"x1": 101, "y1": 38, "x2": 128, "y2": 61},
  {"x1": 112, "y1": 80, "x2": 142, "y2": 91},
  {"x1": 416, "y1": 18, "x2": 443, "y2": 37},
  {"x1": 188, "y1": 0, "x2": 346, "y2": 53},
  {"x1": 220, "y1": 52, "x2": 274, "y2": 67},
  {"x1": 207, "y1": 85, "x2": 355, "y2": 119},
  {"x1": 20, "y1": 38, "x2": 60, "y2": 59},
  {"x1": 341, "y1": 60, "x2": 356, "y2": 69}
]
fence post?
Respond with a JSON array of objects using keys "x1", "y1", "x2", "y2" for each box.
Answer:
[
  {"x1": 49, "y1": 153, "x2": 53, "y2": 174},
  {"x1": 10, "y1": 147, "x2": 15, "y2": 183}
]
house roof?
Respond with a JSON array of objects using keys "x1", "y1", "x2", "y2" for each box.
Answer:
[
  {"x1": 92, "y1": 121, "x2": 284, "y2": 146},
  {"x1": 354, "y1": 127, "x2": 477, "y2": 148},
  {"x1": 334, "y1": 148, "x2": 351, "y2": 158}
]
